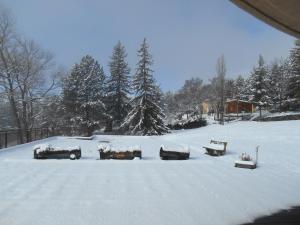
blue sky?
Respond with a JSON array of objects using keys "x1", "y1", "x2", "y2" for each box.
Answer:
[{"x1": 1, "y1": 0, "x2": 295, "y2": 91}]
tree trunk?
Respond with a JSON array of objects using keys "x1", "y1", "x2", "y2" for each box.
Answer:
[
  {"x1": 87, "y1": 126, "x2": 93, "y2": 137},
  {"x1": 8, "y1": 97, "x2": 24, "y2": 144},
  {"x1": 259, "y1": 106, "x2": 262, "y2": 118},
  {"x1": 105, "y1": 120, "x2": 113, "y2": 133},
  {"x1": 7, "y1": 85, "x2": 24, "y2": 144}
]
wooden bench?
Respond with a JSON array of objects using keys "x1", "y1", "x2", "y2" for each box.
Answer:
[
  {"x1": 160, "y1": 146, "x2": 190, "y2": 160},
  {"x1": 33, "y1": 144, "x2": 81, "y2": 160},
  {"x1": 203, "y1": 140, "x2": 227, "y2": 156},
  {"x1": 98, "y1": 145, "x2": 142, "y2": 160}
]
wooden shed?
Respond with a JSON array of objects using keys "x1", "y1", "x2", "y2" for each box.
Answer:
[{"x1": 225, "y1": 99, "x2": 255, "y2": 114}]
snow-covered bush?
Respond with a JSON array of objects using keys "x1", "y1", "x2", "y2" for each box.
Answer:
[
  {"x1": 240, "y1": 153, "x2": 252, "y2": 161},
  {"x1": 168, "y1": 117, "x2": 207, "y2": 130},
  {"x1": 33, "y1": 144, "x2": 52, "y2": 154}
]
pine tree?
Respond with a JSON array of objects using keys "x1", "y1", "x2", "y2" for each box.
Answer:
[
  {"x1": 225, "y1": 79, "x2": 235, "y2": 100},
  {"x1": 243, "y1": 76, "x2": 252, "y2": 102},
  {"x1": 107, "y1": 41, "x2": 131, "y2": 127},
  {"x1": 250, "y1": 55, "x2": 269, "y2": 117},
  {"x1": 267, "y1": 59, "x2": 289, "y2": 111},
  {"x1": 234, "y1": 75, "x2": 246, "y2": 101},
  {"x1": 121, "y1": 39, "x2": 168, "y2": 135},
  {"x1": 62, "y1": 55, "x2": 107, "y2": 135},
  {"x1": 62, "y1": 63, "x2": 82, "y2": 133},
  {"x1": 39, "y1": 95, "x2": 66, "y2": 129},
  {"x1": 232, "y1": 75, "x2": 247, "y2": 116},
  {"x1": 287, "y1": 39, "x2": 300, "y2": 109}
]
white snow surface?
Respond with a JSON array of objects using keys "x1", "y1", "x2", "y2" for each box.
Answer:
[
  {"x1": 1, "y1": 121, "x2": 300, "y2": 225},
  {"x1": 33, "y1": 143, "x2": 52, "y2": 153},
  {"x1": 264, "y1": 111, "x2": 300, "y2": 118},
  {"x1": 99, "y1": 144, "x2": 141, "y2": 152},
  {"x1": 203, "y1": 143, "x2": 226, "y2": 151},
  {"x1": 34, "y1": 144, "x2": 80, "y2": 153},
  {"x1": 235, "y1": 160, "x2": 256, "y2": 166},
  {"x1": 161, "y1": 144, "x2": 190, "y2": 153}
]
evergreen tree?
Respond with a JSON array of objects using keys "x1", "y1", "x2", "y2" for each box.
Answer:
[
  {"x1": 287, "y1": 39, "x2": 300, "y2": 109},
  {"x1": 234, "y1": 75, "x2": 246, "y2": 100},
  {"x1": 232, "y1": 75, "x2": 246, "y2": 116},
  {"x1": 267, "y1": 59, "x2": 289, "y2": 111},
  {"x1": 62, "y1": 63, "x2": 82, "y2": 133},
  {"x1": 243, "y1": 76, "x2": 252, "y2": 102},
  {"x1": 107, "y1": 41, "x2": 131, "y2": 127},
  {"x1": 225, "y1": 79, "x2": 235, "y2": 100},
  {"x1": 38, "y1": 95, "x2": 67, "y2": 132},
  {"x1": 62, "y1": 55, "x2": 107, "y2": 135},
  {"x1": 121, "y1": 39, "x2": 168, "y2": 135},
  {"x1": 249, "y1": 55, "x2": 269, "y2": 117}
]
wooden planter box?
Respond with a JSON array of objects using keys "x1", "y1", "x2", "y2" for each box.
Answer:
[
  {"x1": 235, "y1": 160, "x2": 257, "y2": 169},
  {"x1": 159, "y1": 147, "x2": 190, "y2": 160},
  {"x1": 99, "y1": 146, "x2": 142, "y2": 160},
  {"x1": 203, "y1": 140, "x2": 227, "y2": 156},
  {"x1": 33, "y1": 145, "x2": 81, "y2": 160}
]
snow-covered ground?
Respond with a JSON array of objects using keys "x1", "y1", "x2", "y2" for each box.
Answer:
[
  {"x1": 263, "y1": 111, "x2": 300, "y2": 118},
  {"x1": 1, "y1": 121, "x2": 300, "y2": 225}
]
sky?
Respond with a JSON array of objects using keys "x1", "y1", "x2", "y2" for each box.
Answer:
[{"x1": 0, "y1": 0, "x2": 296, "y2": 91}]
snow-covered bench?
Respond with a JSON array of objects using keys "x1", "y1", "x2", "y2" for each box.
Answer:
[
  {"x1": 160, "y1": 145, "x2": 190, "y2": 160},
  {"x1": 98, "y1": 145, "x2": 142, "y2": 160},
  {"x1": 203, "y1": 140, "x2": 227, "y2": 156},
  {"x1": 33, "y1": 144, "x2": 81, "y2": 160}
]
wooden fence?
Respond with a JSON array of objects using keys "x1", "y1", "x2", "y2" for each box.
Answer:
[{"x1": 0, "y1": 127, "x2": 74, "y2": 149}]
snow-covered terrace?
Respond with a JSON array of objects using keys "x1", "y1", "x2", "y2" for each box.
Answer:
[{"x1": 0, "y1": 121, "x2": 300, "y2": 225}]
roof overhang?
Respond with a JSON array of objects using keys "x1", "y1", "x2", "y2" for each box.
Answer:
[{"x1": 231, "y1": 0, "x2": 300, "y2": 38}]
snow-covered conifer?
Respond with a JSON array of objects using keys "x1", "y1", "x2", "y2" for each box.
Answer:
[
  {"x1": 234, "y1": 75, "x2": 246, "y2": 100},
  {"x1": 107, "y1": 41, "x2": 131, "y2": 126},
  {"x1": 287, "y1": 39, "x2": 300, "y2": 109},
  {"x1": 249, "y1": 55, "x2": 269, "y2": 116},
  {"x1": 121, "y1": 39, "x2": 168, "y2": 135},
  {"x1": 62, "y1": 55, "x2": 107, "y2": 135},
  {"x1": 267, "y1": 59, "x2": 289, "y2": 111}
]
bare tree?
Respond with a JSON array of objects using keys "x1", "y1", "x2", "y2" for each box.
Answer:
[
  {"x1": 177, "y1": 78, "x2": 203, "y2": 118},
  {"x1": 16, "y1": 39, "x2": 55, "y2": 133},
  {"x1": 209, "y1": 77, "x2": 221, "y2": 120},
  {"x1": 0, "y1": 7, "x2": 23, "y2": 142},
  {"x1": 0, "y1": 7, "x2": 57, "y2": 143},
  {"x1": 216, "y1": 55, "x2": 226, "y2": 125}
]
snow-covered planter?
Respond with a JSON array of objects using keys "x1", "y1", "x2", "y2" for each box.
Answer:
[
  {"x1": 159, "y1": 145, "x2": 190, "y2": 160},
  {"x1": 234, "y1": 147, "x2": 259, "y2": 169},
  {"x1": 98, "y1": 145, "x2": 142, "y2": 160},
  {"x1": 33, "y1": 144, "x2": 81, "y2": 160},
  {"x1": 234, "y1": 159, "x2": 256, "y2": 169},
  {"x1": 203, "y1": 140, "x2": 227, "y2": 156}
]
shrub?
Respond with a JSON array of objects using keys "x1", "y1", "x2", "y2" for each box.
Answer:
[
  {"x1": 168, "y1": 117, "x2": 207, "y2": 130},
  {"x1": 240, "y1": 153, "x2": 251, "y2": 161}
]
